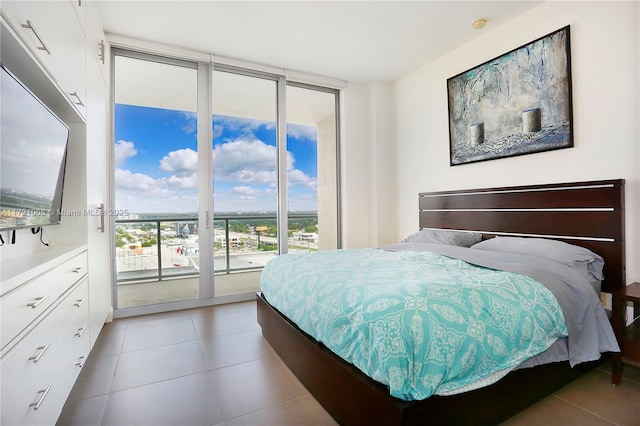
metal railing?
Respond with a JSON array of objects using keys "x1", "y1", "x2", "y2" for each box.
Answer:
[{"x1": 115, "y1": 213, "x2": 317, "y2": 283}]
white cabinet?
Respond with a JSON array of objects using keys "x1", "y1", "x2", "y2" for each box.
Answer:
[
  {"x1": 0, "y1": 1, "x2": 112, "y2": 424},
  {"x1": 1, "y1": 0, "x2": 87, "y2": 118},
  {"x1": 85, "y1": 6, "x2": 112, "y2": 347},
  {"x1": 70, "y1": 0, "x2": 85, "y2": 31},
  {"x1": 85, "y1": 0, "x2": 109, "y2": 83},
  {"x1": 1, "y1": 250, "x2": 90, "y2": 426}
]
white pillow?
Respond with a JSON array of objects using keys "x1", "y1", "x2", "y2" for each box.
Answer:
[
  {"x1": 472, "y1": 237, "x2": 604, "y2": 293},
  {"x1": 402, "y1": 229, "x2": 483, "y2": 248}
]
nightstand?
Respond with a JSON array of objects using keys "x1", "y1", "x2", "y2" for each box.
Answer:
[{"x1": 611, "y1": 282, "x2": 640, "y2": 385}]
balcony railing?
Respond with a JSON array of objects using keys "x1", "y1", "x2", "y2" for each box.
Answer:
[{"x1": 115, "y1": 214, "x2": 318, "y2": 283}]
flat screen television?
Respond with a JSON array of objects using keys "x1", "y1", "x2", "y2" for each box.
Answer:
[{"x1": 0, "y1": 64, "x2": 69, "y2": 231}]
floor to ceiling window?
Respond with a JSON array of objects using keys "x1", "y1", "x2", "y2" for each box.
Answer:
[
  {"x1": 211, "y1": 69, "x2": 279, "y2": 296},
  {"x1": 112, "y1": 51, "x2": 201, "y2": 310},
  {"x1": 111, "y1": 48, "x2": 340, "y2": 315},
  {"x1": 286, "y1": 82, "x2": 339, "y2": 251}
]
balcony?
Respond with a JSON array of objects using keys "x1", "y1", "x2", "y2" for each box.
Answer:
[{"x1": 115, "y1": 214, "x2": 318, "y2": 308}]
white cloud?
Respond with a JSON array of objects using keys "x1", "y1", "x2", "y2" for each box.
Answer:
[
  {"x1": 114, "y1": 140, "x2": 138, "y2": 168},
  {"x1": 213, "y1": 124, "x2": 224, "y2": 139},
  {"x1": 114, "y1": 147, "x2": 200, "y2": 213},
  {"x1": 115, "y1": 168, "x2": 167, "y2": 194},
  {"x1": 230, "y1": 185, "x2": 264, "y2": 196},
  {"x1": 288, "y1": 169, "x2": 317, "y2": 190},
  {"x1": 165, "y1": 172, "x2": 198, "y2": 189},
  {"x1": 287, "y1": 123, "x2": 317, "y2": 141},
  {"x1": 213, "y1": 138, "x2": 317, "y2": 192},
  {"x1": 214, "y1": 116, "x2": 269, "y2": 135},
  {"x1": 213, "y1": 139, "x2": 291, "y2": 184},
  {"x1": 181, "y1": 112, "x2": 197, "y2": 135},
  {"x1": 159, "y1": 148, "x2": 198, "y2": 177},
  {"x1": 115, "y1": 168, "x2": 198, "y2": 212}
]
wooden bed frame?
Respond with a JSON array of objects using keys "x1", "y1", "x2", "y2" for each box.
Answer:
[{"x1": 257, "y1": 179, "x2": 625, "y2": 425}]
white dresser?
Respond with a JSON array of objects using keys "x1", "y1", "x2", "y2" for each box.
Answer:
[{"x1": 1, "y1": 246, "x2": 90, "y2": 426}]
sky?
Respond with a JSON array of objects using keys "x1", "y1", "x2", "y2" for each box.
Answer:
[{"x1": 114, "y1": 104, "x2": 318, "y2": 214}]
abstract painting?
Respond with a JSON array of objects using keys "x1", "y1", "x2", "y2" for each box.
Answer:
[{"x1": 447, "y1": 26, "x2": 573, "y2": 166}]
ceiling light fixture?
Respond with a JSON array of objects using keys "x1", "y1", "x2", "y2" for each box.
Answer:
[{"x1": 472, "y1": 18, "x2": 487, "y2": 29}]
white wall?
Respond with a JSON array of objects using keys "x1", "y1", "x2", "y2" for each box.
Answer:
[
  {"x1": 389, "y1": 1, "x2": 639, "y2": 282},
  {"x1": 342, "y1": 83, "x2": 374, "y2": 248},
  {"x1": 342, "y1": 81, "x2": 397, "y2": 248}
]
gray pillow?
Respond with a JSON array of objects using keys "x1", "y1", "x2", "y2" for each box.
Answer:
[
  {"x1": 402, "y1": 229, "x2": 483, "y2": 248},
  {"x1": 471, "y1": 236, "x2": 604, "y2": 293}
]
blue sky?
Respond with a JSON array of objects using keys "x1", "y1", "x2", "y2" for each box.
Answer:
[{"x1": 114, "y1": 104, "x2": 318, "y2": 214}]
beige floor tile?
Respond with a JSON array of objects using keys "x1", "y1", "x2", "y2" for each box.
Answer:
[
  {"x1": 121, "y1": 318, "x2": 197, "y2": 353},
  {"x1": 102, "y1": 373, "x2": 224, "y2": 426},
  {"x1": 553, "y1": 368, "x2": 640, "y2": 426},
  {"x1": 191, "y1": 299, "x2": 256, "y2": 316},
  {"x1": 100, "y1": 318, "x2": 127, "y2": 331},
  {"x1": 56, "y1": 395, "x2": 108, "y2": 426},
  {"x1": 210, "y1": 356, "x2": 309, "y2": 420},
  {"x1": 67, "y1": 354, "x2": 119, "y2": 402},
  {"x1": 199, "y1": 329, "x2": 275, "y2": 370},
  {"x1": 90, "y1": 327, "x2": 126, "y2": 357},
  {"x1": 116, "y1": 308, "x2": 193, "y2": 328},
  {"x1": 619, "y1": 363, "x2": 640, "y2": 385},
  {"x1": 501, "y1": 395, "x2": 616, "y2": 425},
  {"x1": 111, "y1": 341, "x2": 207, "y2": 392},
  {"x1": 191, "y1": 308, "x2": 259, "y2": 340},
  {"x1": 225, "y1": 395, "x2": 337, "y2": 426}
]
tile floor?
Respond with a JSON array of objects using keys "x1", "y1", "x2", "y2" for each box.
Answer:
[{"x1": 58, "y1": 300, "x2": 640, "y2": 425}]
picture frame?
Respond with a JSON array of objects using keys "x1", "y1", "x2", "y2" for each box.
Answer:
[{"x1": 447, "y1": 26, "x2": 573, "y2": 166}]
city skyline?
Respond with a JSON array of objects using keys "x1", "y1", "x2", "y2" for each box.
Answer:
[{"x1": 114, "y1": 104, "x2": 318, "y2": 214}]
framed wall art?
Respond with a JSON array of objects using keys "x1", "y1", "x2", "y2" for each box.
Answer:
[{"x1": 447, "y1": 26, "x2": 573, "y2": 166}]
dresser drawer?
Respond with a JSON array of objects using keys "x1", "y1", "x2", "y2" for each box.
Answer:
[
  {"x1": 55, "y1": 277, "x2": 91, "y2": 366},
  {"x1": 1, "y1": 280, "x2": 90, "y2": 426},
  {"x1": 33, "y1": 280, "x2": 91, "y2": 426},
  {"x1": 1, "y1": 252, "x2": 87, "y2": 351}
]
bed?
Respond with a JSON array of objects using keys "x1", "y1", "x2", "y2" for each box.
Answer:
[{"x1": 256, "y1": 179, "x2": 625, "y2": 425}]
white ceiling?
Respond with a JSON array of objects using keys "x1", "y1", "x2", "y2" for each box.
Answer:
[{"x1": 97, "y1": 0, "x2": 543, "y2": 84}]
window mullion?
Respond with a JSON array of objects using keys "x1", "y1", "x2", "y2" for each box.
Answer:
[
  {"x1": 197, "y1": 61, "x2": 214, "y2": 298},
  {"x1": 276, "y1": 75, "x2": 288, "y2": 254}
]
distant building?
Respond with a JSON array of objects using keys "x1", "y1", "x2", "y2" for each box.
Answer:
[
  {"x1": 214, "y1": 230, "x2": 240, "y2": 248},
  {"x1": 293, "y1": 231, "x2": 318, "y2": 243}
]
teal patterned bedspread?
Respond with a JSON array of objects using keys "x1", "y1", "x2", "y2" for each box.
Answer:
[{"x1": 260, "y1": 248, "x2": 568, "y2": 400}]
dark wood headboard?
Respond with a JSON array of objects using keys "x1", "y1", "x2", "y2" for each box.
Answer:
[{"x1": 418, "y1": 179, "x2": 625, "y2": 293}]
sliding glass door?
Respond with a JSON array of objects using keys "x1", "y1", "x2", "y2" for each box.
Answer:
[
  {"x1": 112, "y1": 49, "x2": 340, "y2": 313},
  {"x1": 211, "y1": 69, "x2": 279, "y2": 296},
  {"x1": 286, "y1": 83, "x2": 339, "y2": 251},
  {"x1": 113, "y1": 52, "x2": 202, "y2": 309}
]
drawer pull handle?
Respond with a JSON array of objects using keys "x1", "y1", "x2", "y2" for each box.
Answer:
[
  {"x1": 27, "y1": 295, "x2": 49, "y2": 309},
  {"x1": 75, "y1": 325, "x2": 87, "y2": 337},
  {"x1": 97, "y1": 203, "x2": 105, "y2": 232},
  {"x1": 98, "y1": 40, "x2": 105, "y2": 65},
  {"x1": 28, "y1": 342, "x2": 52, "y2": 363},
  {"x1": 21, "y1": 20, "x2": 51, "y2": 55},
  {"x1": 29, "y1": 384, "x2": 52, "y2": 410},
  {"x1": 72, "y1": 266, "x2": 82, "y2": 273},
  {"x1": 76, "y1": 355, "x2": 87, "y2": 368},
  {"x1": 69, "y1": 92, "x2": 84, "y2": 107},
  {"x1": 73, "y1": 298, "x2": 86, "y2": 307}
]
